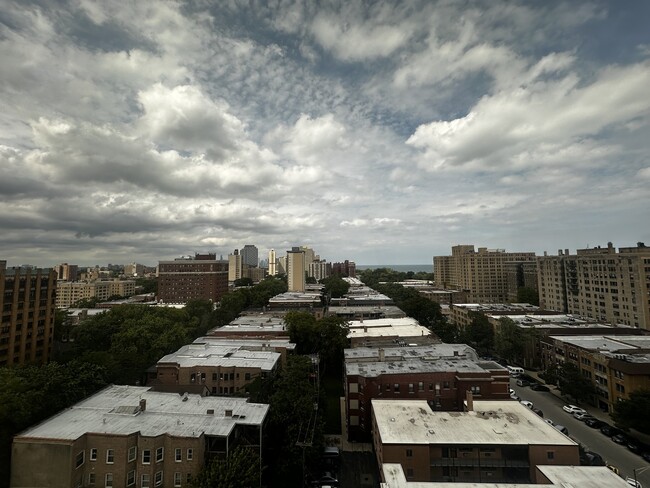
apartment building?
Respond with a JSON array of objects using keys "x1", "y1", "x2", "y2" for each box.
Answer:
[
  {"x1": 228, "y1": 250, "x2": 242, "y2": 282},
  {"x1": 192, "y1": 336, "x2": 295, "y2": 366},
  {"x1": 537, "y1": 242, "x2": 650, "y2": 328},
  {"x1": 449, "y1": 303, "x2": 542, "y2": 329},
  {"x1": 157, "y1": 255, "x2": 228, "y2": 304},
  {"x1": 332, "y1": 260, "x2": 356, "y2": 278},
  {"x1": 0, "y1": 265, "x2": 57, "y2": 366},
  {"x1": 506, "y1": 261, "x2": 538, "y2": 302},
  {"x1": 540, "y1": 334, "x2": 650, "y2": 412},
  {"x1": 345, "y1": 345, "x2": 509, "y2": 440},
  {"x1": 433, "y1": 245, "x2": 536, "y2": 303},
  {"x1": 207, "y1": 315, "x2": 290, "y2": 339},
  {"x1": 327, "y1": 305, "x2": 406, "y2": 320},
  {"x1": 150, "y1": 342, "x2": 280, "y2": 396},
  {"x1": 372, "y1": 399, "x2": 579, "y2": 484},
  {"x1": 11, "y1": 385, "x2": 268, "y2": 488},
  {"x1": 286, "y1": 247, "x2": 306, "y2": 292},
  {"x1": 56, "y1": 280, "x2": 136, "y2": 308},
  {"x1": 309, "y1": 260, "x2": 331, "y2": 281},
  {"x1": 54, "y1": 263, "x2": 79, "y2": 282},
  {"x1": 347, "y1": 317, "x2": 435, "y2": 348}
]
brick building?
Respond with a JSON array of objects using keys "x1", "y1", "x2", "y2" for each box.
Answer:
[
  {"x1": 344, "y1": 344, "x2": 509, "y2": 440},
  {"x1": 0, "y1": 265, "x2": 57, "y2": 366},
  {"x1": 372, "y1": 399, "x2": 579, "y2": 484},
  {"x1": 157, "y1": 255, "x2": 228, "y2": 304},
  {"x1": 11, "y1": 385, "x2": 269, "y2": 488}
]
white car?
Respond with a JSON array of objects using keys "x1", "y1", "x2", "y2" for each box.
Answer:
[
  {"x1": 520, "y1": 400, "x2": 533, "y2": 409},
  {"x1": 574, "y1": 412, "x2": 594, "y2": 421},
  {"x1": 562, "y1": 405, "x2": 586, "y2": 415},
  {"x1": 626, "y1": 478, "x2": 642, "y2": 488},
  {"x1": 545, "y1": 419, "x2": 555, "y2": 426}
]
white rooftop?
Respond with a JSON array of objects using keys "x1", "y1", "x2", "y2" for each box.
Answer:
[
  {"x1": 549, "y1": 335, "x2": 650, "y2": 351},
  {"x1": 158, "y1": 343, "x2": 280, "y2": 371},
  {"x1": 193, "y1": 336, "x2": 296, "y2": 351},
  {"x1": 372, "y1": 399, "x2": 576, "y2": 446},
  {"x1": 210, "y1": 315, "x2": 288, "y2": 334},
  {"x1": 348, "y1": 318, "x2": 431, "y2": 339},
  {"x1": 17, "y1": 385, "x2": 269, "y2": 441},
  {"x1": 381, "y1": 464, "x2": 630, "y2": 488}
]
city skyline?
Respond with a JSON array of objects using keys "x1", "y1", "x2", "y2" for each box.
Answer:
[{"x1": 1, "y1": 1, "x2": 649, "y2": 267}]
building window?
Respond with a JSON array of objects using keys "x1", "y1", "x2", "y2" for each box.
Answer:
[
  {"x1": 105, "y1": 473, "x2": 113, "y2": 487},
  {"x1": 187, "y1": 448, "x2": 193, "y2": 460},
  {"x1": 106, "y1": 449, "x2": 114, "y2": 464},
  {"x1": 418, "y1": 382, "x2": 424, "y2": 391},
  {"x1": 141, "y1": 474, "x2": 150, "y2": 488},
  {"x1": 76, "y1": 451, "x2": 85, "y2": 468},
  {"x1": 128, "y1": 446, "x2": 137, "y2": 462},
  {"x1": 470, "y1": 386, "x2": 481, "y2": 394},
  {"x1": 394, "y1": 383, "x2": 400, "y2": 392},
  {"x1": 547, "y1": 451, "x2": 555, "y2": 460},
  {"x1": 406, "y1": 468, "x2": 414, "y2": 480},
  {"x1": 406, "y1": 449, "x2": 413, "y2": 457},
  {"x1": 175, "y1": 447, "x2": 182, "y2": 462},
  {"x1": 174, "y1": 472, "x2": 182, "y2": 487},
  {"x1": 88, "y1": 473, "x2": 96, "y2": 485},
  {"x1": 245, "y1": 372, "x2": 251, "y2": 380},
  {"x1": 156, "y1": 447, "x2": 164, "y2": 462},
  {"x1": 155, "y1": 471, "x2": 163, "y2": 486},
  {"x1": 127, "y1": 470, "x2": 135, "y2": 486},
  {"x1": 142, "y1": 449, "x2": 151, "y2": 464}
]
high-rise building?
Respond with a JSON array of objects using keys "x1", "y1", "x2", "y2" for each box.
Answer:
[
  {"x1": 240, "y1": 245, "x2": 259, "y2": 268},
  {"x1": 268, "y1": 249, "x2": 277, "y2": 276},
  {"x1": 332, "y1": 260, "x2": 356, "y2": 277},
  {"x1": 505, "y1": 260, "x2": 538, "y2": 302},
  {"x1": 158, "y1": 255, "x2": 228, "y2": 304},
  {"x1": 537, "y1": 242, "x2": 650, "y2": 328},
  {"x1": 54, "y1": 263, "x2": 79, "y2": 282},
  {"x1": 0, "y1": 265, "x2": 57, "y2": 366},
  {"x1": 433, "y1": 245, "x2": 536, "y2": 303},
  {"x1": 228, "y1": 249, "x2": 242, "y2": 282},
  {"x1": 308, "y1": 260, "x2": 331, "y2": 281},
  {"x1": 277, "y1": 255, "x2": 287, "y2": 275},
  {"x1": 123, "y1": 262, "x2": 145, "y2": 277},
  {"x1": 286, "y1": 247, "x2": 305, "y2": 292}
]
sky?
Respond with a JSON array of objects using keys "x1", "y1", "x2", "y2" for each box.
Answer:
[{"x1": 1, "y1": 0, "x2": 649, "y2": 267}]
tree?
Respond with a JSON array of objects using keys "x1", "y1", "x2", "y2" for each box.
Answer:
[
  {"x1": 458, "y1": 312, "x2": 494, "y2": 357},
  {"x1": 305, "y1": 276, "x2": 317, "y2": 284},
  {"x1": 191, "y1": 446, "x2": 261, "y2": 488},
  {"x1": 517, "y1": 286, "x2": 539, "y2": 306},
  {"x1": 234, "y1": 277, "x2": 254, "y2": 287},
  {"x1": 612, "y1": 389, "x2": 650, "y2": 434},
  {"x1": 556, "y1": 362, "x2": 594, "y2": 404},
  {"x1": 494, "y1": 317, "x2": 524, "y2": 363},
  {"x1": 135, "y1": 277, "x2": 158, "y2": 294},
  {"x1": 319, "y1": 276, "x2": 350, "y2": 298},
  {"x1": 285, "y1": 313, "x2": 348, "y2": 372}
]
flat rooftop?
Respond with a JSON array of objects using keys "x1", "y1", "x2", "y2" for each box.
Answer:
[
  {"x1": 453, "y1": 303, "x2": 540, "y2": 312},
  {"x1": 16, "y1": 385, "x2": 269, "y2": 441},
  {"x1": 348, "y1": 318, "x2": 431, "y2": 339},
  {"x1": 381, "y1": 464, "x2": 629, "y2": 488},
  {"x1": 268, "y1": 291, "x2": 322, "y2": 304},
  {"x1": 193, "y1": 336, "x2": 296, "y2": 351},
  {"x1": 209, "y1": 315, "x2": 288, "y2": 334},
  {"x1": 328, "y1": 305, "x2": 406, "y2": 317},
  {"x1": 549, "y1": 335, "x2": 650, "y2": 351},
  {"x1": 372, "y1": 399, "x2": 576, "y2": 446},
  {"x1": 158, "y1": 343, "x2": 280, "y2": 371}
]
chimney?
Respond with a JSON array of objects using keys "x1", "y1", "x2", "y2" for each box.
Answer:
[
  {"x1": 378, "y1": 348, "x2": 385, "y2": 362},
  {"x1": 139, "y1": 399, "x2": 146, "y2": 412},
  {"x1": 465, "y1": 390, "x2": 474, "y2": 412},
  {"x1": 453, "y1": 350, "x2": 459, "y2": 356},
  {"x1": 363, "y1": 326, "x2": 368, "y2": 333}
]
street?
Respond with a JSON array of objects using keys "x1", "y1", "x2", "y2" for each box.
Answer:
[{"x1": 512, "y1": 379, "x2": 650, "y2": 487}]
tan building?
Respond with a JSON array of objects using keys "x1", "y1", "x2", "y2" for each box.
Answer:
[
  {"x1": 56, "y1": 280, "x2": 136, "y2": 308},
  {"x1": 11, "y1": 385, "x2": 268, "y2": 488},
  {"x1": 506, "y1": 261, "x2": 538, "y2": 303},
  {"x1": 228, "y1": 250, "x2": 242, "y2": 282},
  {"x1": 149, "y1": 342, "x2": 280, "y2": 396},
  {"x1": 347, "y1": 317, "x2": 435, "y2": 348},
  {"x1": 541, "y1": 334, "x2": 650, "y2": 412},
  {"x1": 268, "y1": 249, "x2": 277, "y2": 276},
  {"x1": 372, "y1": 399, "x2": 579, "y2": 484},
  {"x1": 157, "y1": 256, "x2": 228, "y2": 304},
  {"x1": 286, "y1": 247, "x2": 306, "y2": 292},
  {"x1": 0, "y1": 266, "x2": 57, "y2": 366},
  {"x1": 449, "y1": 303, "x2": 542, "y2": 329},
  {"x1": 123, "y1": 263, "x2": 145, "y2": 277},
  {"x1": 537, "y1": 242, "x2": 650, "y2": 329},
  {"x1": 55, "y1": 263, "x2": 79, "y2": 281},
  {"x1": 434, "y1": 245, "x2": 536, "y2": 303},
  {"x1": 345, "y1": 345, "x2": 509, "y2": 440}
]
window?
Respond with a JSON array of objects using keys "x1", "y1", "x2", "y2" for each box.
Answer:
[
  {"x1": 88, "y1": 473, "x2": 96, "y2": 485},
  {"x1": 406, "y1": 468, "x2": 414, "y2": 479},
  {"x1": 76, "y1": 451, "x2": 85, "y2": 468},
  {"x1": 470, "y1": 386, "x2": 481, "y2": 394},
  {"x1": 393, "y1": 383, "x2": 400, "y2": 392},
  {"x1": 175, "y1": 447, "x2": 182, "y2": 462},
  {"x1": 406, "y1": 449, "x2": 413, "y2": 457},
  {"x1": 245, "y1": 372, "x2": 251, "y2": 380},
  {"x1": 174, "y1": 472, "x2": 182, "y2": 487},
  {"x1": 187, "y1": 448, "x2": 193, "y2": 460},
  {"x1": 105, "y1": 473, "x2": 113, "y2": 487},
  {"x1": 128, "y1": 446, "x2": 137, "y2": 462},
  {"x1": 141, "y1": 474, "x2": 150, "y2": 488},
  {"x1": 106, "y1": 449, "x2": 114, "y2": 464},
  {"x1": 156, "y1": 447, "x2": 164, "y2": 462},
  {"x1": 155, "y1": 471, "x2": 163, "y2": 486},
  {"x1": 547, "y1": 451, "x2": 555, "y2": 460},
  {"x1": 143, "y1": 449, "x2": 151, "y2": 464},
  {"x1": 127, "y1": 470, "x2": 135, "y2": 486}
]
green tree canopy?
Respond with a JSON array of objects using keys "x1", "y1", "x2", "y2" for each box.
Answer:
[
  {"x1": 285, "y1": 312, "x2": 348, "y2": 372},
  {"x1": 191, "y1": 445, "x2": 261, "y2": 488},
  {"x1": 494, "y1": 317, "x2": 523, "y2": 363},
  {"x1": 458, "y1": 312, "x2": 494, "y2": 357},
  {"x1": 612, "y1": 389, "x2": 650, "y2": 434},
  {"x1": 516, "y1": 286, "x2": 539, "y2": 306},
  {"x1": 319, "y1": 275, "x2": 350, "y2": 298},
  {"x1": 555, "y1": 362, "x2": 594, "y2": 404},
  {"x1": 234, "y1": 277, "x2": 254, "y2": 287}
]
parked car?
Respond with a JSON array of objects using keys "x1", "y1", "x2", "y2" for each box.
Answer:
[
  {"x1": 516, "y1": 378, "x2": 530, "y2": 387},
  {"x1": 642, "y1": 452, "x2": 650, "y2": 463},
  {"x1": 627, "y1": 439, "x2": 642, "y2": 453},
  {"x1": 626, "y1": 477, "x2": 642, "y2": 488},
  {"x1": 581, "y1": 450, "x2": 605, "y2": 466},
  {"x1": 530, "y1": 383, "x2": 550, "y2": 392},
  {"x1": 563, "y1": 405, "x2": 586, "y2": 415},
  {"x1": 612, "y1": 433, "x2": 628, "y2": 444},
  {"x1": 574, "y1": 412, "x2": 595, "y2": 421},
  {"x1": 545, "y1": 419, "x2": 555, "y2": 426},
  {"x1": 532, "y1": 407, "x2": 544, "y2": 417},
  {"x1": 554, "y1": 425, "x2": 569, "y2": 435},
  {"x1": 607, "y1": 465, "x2": 620, "y2": 476},
  {"x1": 600, "y1": 424, "x2": 623, "y2": 437},
  {"x1": 520, "y1": 400, "x2": 533, "y2": 409},
  {"x1": 585, "y1": 418, "x2": 603, "y2": 428}
]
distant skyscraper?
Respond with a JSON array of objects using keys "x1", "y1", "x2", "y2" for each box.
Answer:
[
  {"x1": 54, "y1": 263, "x2": 79, "y2": 281},
  {"x1": 228, "y1": 249, "x2": 242, "y2": 282},
  {"x1": 268, "y1": 249, "x2": 277, "y2": 276},
  {"x1": 286, "y1": 247, "x2": 306, "y2": 292},
  {"x1": 241, "y1": 244, "x2": 259, "y2": 268}
]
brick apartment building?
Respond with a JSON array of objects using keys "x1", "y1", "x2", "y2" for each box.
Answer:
[
  {"x1": 344, "y1": 344, "x2": 509, "y2": 440},
  {"x1": 56, "y1": 279, "x2": 136, "y2": 308},
  {"x1": 11, "y1": 385, "x2": 268, "y2": 488},
  {"x1": 0, "y1": 263, "x2": 57, "y2": 366},
  {"x1": 157, "y1": 254, "x2": 228, "y2": 304},
  {"x1": 372, "y1": 399, "x2": 579, "y2": 484}
]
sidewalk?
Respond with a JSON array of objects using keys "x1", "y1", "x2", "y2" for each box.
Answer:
[{"x1": 525, "y1": 369, "x2": 650, "y2": 445}]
